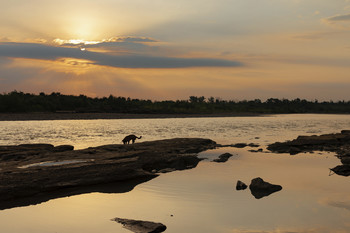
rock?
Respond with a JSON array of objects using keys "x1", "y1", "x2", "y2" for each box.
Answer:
[
  {"x1": 248, "y1": 143, "x2": 260, "y2": 147},
  {"x1": 236, "y1": 180, "x2": 247, "y2": 190},
  {"x1": 330, "y1": 165, "x2": 350, "y2": 177},
  {"x1": 267, "y1": 130, "x2": 350, "y2": 155},
  {"x1": 53, "y1": 145, "x2": 74, "y2": 152},
  {"x1": 267, "y1": 130, "x2": 350, "y2": 177},
  {"x1": 212, "y1": 153, "x2": 233, "y2": 163},
  {"x1": 112, "y1": 217, "x2": 167, "y2": 233},
  {"x1": 231, "y1": 143, "x2": 248, "y2": 148},
  {"x1": 0, "y1": 138, "x2": 217, "y2": 210},
  {"x1": 248, "y1": 148, "x2": 263, "y2": 153},
  {"x1": 341, "y1": 157, "x2": 350, "y2": 165},
  {"x1": 341, "y1": 130, "x2": 350, "y2": 134},
  {"x1": 249, "y1": 177, "x2": 282, "y2": 199}
]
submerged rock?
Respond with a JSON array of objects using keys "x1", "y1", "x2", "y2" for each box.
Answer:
[
  {"x1": 236, "y1": 180, "x2": 247, "y2": 190},
  {"x1": 112, "y1": 217, "x2": 167, "y2": 233},
  {"x1": 249, "y1": 177, "x2": 282, "y2": 199},
  {"x1": 213, "y1": 153, "x2": 233, "y2": 163}
]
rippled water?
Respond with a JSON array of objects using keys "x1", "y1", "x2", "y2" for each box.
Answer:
[{"x1": 0, "y1": 114, "x2": 350, "y2": 233}]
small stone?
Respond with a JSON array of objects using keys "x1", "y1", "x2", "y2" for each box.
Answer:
[{"x1": 236, "y1": 180, "x2": 247, "y2": 190}]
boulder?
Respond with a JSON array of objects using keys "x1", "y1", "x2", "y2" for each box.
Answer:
[
  {"x1": 112, "y1": 217, "x2": 167, "y2": 233},
  {"x1": 249, "y1": 177, "x2": 282, "y2": 199}
]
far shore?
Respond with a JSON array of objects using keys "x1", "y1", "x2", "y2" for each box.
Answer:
[{"x1": 0, "y1": 112, "x2": 263, "y2": 121}]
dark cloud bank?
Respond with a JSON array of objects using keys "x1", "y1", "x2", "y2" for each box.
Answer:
[{"x1": 0, "y1": 42, "x2": 242, "y2": 68}]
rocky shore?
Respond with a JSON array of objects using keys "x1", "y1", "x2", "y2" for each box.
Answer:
[
  {"x1": 0, "y1": 138, "x2": 216, "y2": 210},
  {"x1": 267, "y1": 130, "x2": 350, "y2": 176}
]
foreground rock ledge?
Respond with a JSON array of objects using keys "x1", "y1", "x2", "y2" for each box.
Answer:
[{"x1": 0, "y1": 138, "x2": 216, "y2": 210}]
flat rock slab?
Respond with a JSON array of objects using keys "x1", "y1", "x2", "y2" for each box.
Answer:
[
  {"x1": 267, "y1": 130, "x2": 350, "y2": 155},
  {"x1": 267, "y1": 130, "x2": 350, "y2": 177},
  {"x1": 112, "y1": 217, "x2": 166, "y2": 233},
  {"x1": 0, "y1": 138, "x2": 216, "y2": 210}
]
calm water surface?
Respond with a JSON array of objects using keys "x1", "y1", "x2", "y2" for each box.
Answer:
[{"x1": 0, "y1": 114, "x2": 350, "y2": 233}]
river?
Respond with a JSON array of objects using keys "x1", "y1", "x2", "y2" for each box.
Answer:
[{"x1": 0, "y1": 114, "x2": 349, "y2": 233}]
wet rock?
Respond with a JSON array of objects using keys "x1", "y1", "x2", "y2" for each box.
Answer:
[
  {"x1": 112, "y1": 217, "x2": 167, "y2": 233},
  {"x1": 232, "y1": 143, "x2": 248, "y2": 148},
  {"x1": 249, "y1": 177, "x2": 282, "y2": 199},
  {"x1": 236, "y1": 180, "x2": 247, "y2": 190},
  {"x1": 267, "y1": 130, "x2": 350, "y2": 155},
  {"x1": 248, "y1": 143, "x2": 260, "y2": 148},
  {"x1": 0, "y1": 138, "x2": 216, "y2": 210},
  {"x1": 53, "y1": 145, "x2": 74, "y2": 152},
  {"x1": 212, "y1": 153, "x2": 233, "y2": 163},
  {"x1": 341, "y1": 130, "x2": 350, "y2": 134},
  {"x1": 330, "y1": 165, "x2": 350, "y2": 177},
  {"x1": 341, "y1": 156, "x2": 350, "y2": 165},
  {"x1": 248, "y1": 148, "x2": 263, "y2": 153}
]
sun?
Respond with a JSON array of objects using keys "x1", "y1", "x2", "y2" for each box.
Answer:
[{"x1": 63, "y1": 15, "x2": 100, "y2": 41}]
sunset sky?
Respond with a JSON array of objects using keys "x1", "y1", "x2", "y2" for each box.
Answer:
[{"x1": 1, "y1": 0, "x2": 350, "y2": 100}]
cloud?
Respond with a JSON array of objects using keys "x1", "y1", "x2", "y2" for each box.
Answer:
[
  {"x1": 290, "y1": 30, "x2": 350, "y2": 40},
  {"x1": 322, "y1": 13, "x2": 350, "y2": 29},
  {"x1": 326, "y1": 13, "x2": 350, "y2": 22},
  {"x1": 0, "y1": 42, "x2": 242, "y2": 69},
  {"x1": 325, "y1": 200, "x2": 350, "y2": 212}
]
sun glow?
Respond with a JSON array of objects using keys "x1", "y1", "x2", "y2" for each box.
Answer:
[{"x1": 53, "y1": 38, "x2": 100, "y2": 45}]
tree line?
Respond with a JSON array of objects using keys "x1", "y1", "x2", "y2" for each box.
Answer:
[{"x1": 0, "y1": 91, "x2": 350, "y2": 114}]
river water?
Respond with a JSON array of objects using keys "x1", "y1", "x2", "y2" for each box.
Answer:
[{"x1": 0, "y1": 114, "x2": 350, "y2": 233}]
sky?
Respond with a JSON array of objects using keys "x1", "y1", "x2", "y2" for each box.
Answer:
[{"x1": 1, "y1": 0, "x2": 350, "y2": 101}]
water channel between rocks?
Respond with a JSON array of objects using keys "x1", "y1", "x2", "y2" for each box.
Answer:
[{"x1": 0, "y1": 114, "x2": 349, "y2": 233}]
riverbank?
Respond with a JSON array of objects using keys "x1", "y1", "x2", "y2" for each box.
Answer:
[{"x1": 0, "y1": 112, "x2": 262, "y2": 121}]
